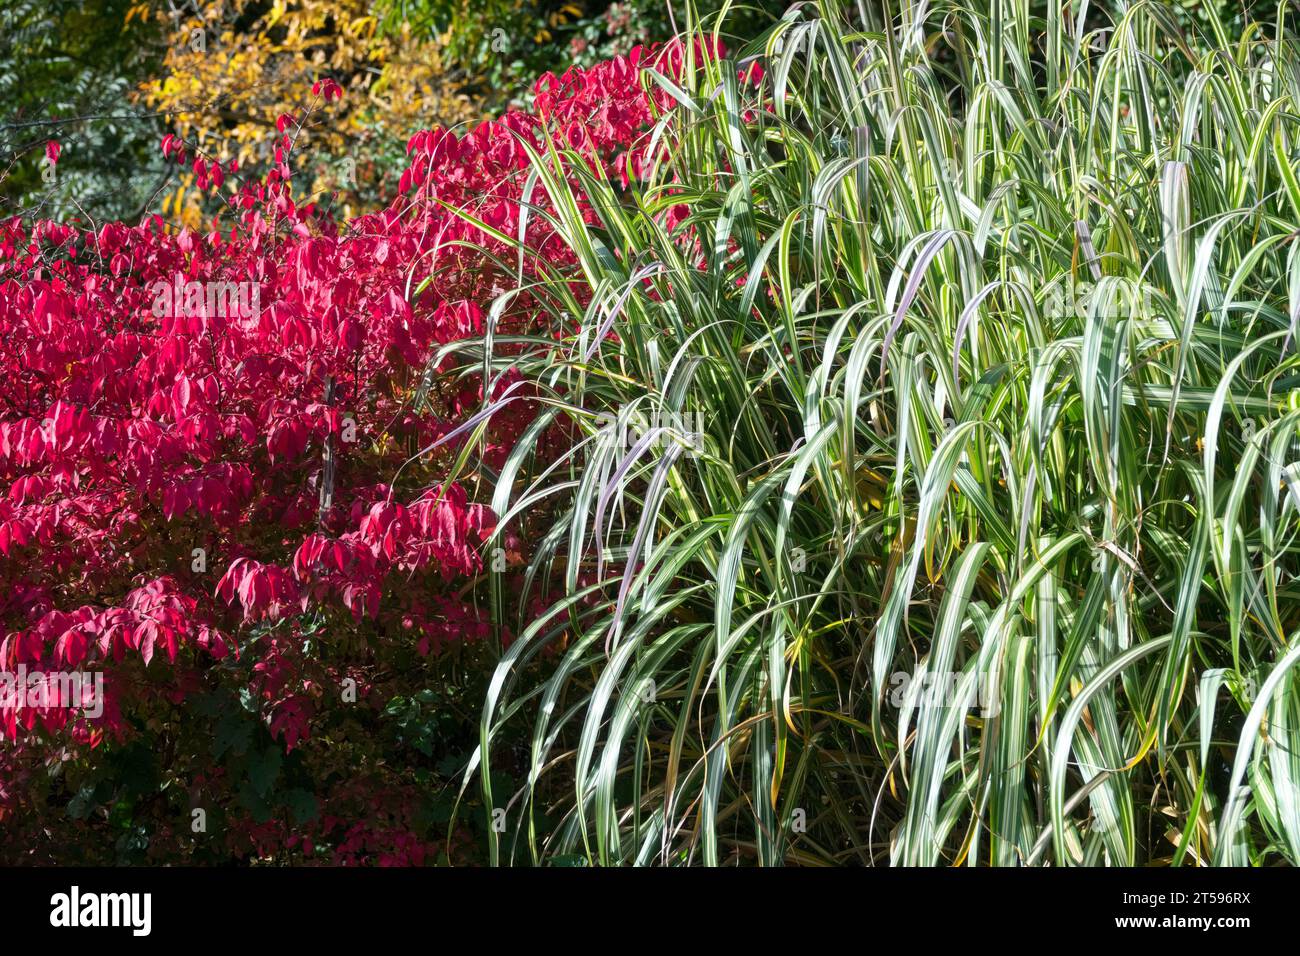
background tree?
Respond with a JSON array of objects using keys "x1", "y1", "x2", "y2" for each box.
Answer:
[
  {"x1": 0, "y1": 0, "x2": 167, "y2": 221},
  {"x1": 135, "y1": 0, "x2": 482, "y2": 223}
]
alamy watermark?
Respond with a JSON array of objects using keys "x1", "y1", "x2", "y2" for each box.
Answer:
[
  {"x1": 1041, "y1": 277, "x2": 1156, "y2": 320},
  {"x1": 0, "y1": 665, "x2": 104, "y2": 719},
  {"x1": 150, "y1": 277, "x2": 260, "y2": 321},
  {"x1": 888, "y1": 669, "x2": 1000, "y2": 717},
  {"x1": 50, "y1": 886, "x2": 150, "y2": 936},
  {"x1": 595, "y1": 409, "x2": 706, "y2": 458}
]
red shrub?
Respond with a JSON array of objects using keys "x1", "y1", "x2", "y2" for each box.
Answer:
[{"x1": 0, "y1": 39, "x2": 731, "y2": 864}]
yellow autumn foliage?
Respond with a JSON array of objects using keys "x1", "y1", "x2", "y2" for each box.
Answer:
[{"x1": 132, "y1": 0, "x2": 482, "y2": 224}]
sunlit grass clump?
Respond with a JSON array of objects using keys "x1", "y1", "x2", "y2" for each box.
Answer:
[{"x1": 451, "y1": 0, "x2": 1300, "y2": 865}]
